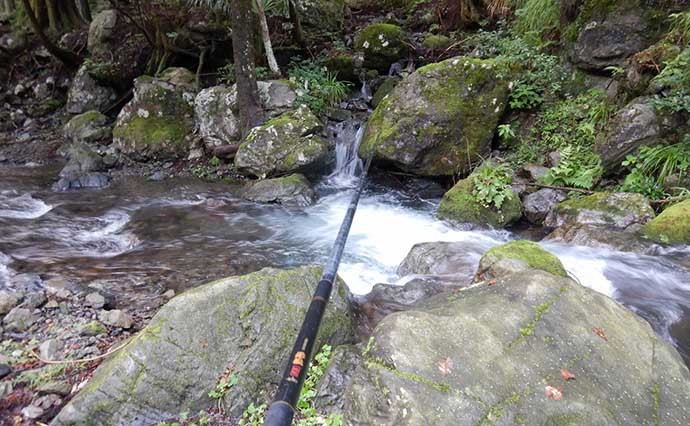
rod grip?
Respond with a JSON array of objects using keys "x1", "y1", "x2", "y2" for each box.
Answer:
[{"x1": 264, "y1": 401, "x2": 295, "y2": 426}]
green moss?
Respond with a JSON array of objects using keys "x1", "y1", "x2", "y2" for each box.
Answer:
[
  {"x1": 365, "y1": 356, "x2": 451, "y2": 393},
  {"x1": 325, "y1": 53, "x2": 357, "y2": 82},
  {"x1": 354, "y1": 23, "x2": 406, "y2": 71},
  {"x1": 519, "y1": 300, "x2": 555, "y2": 337},
  {"x1": 555, "y1": 192, "x2": 636, "y2": 223},
  {"x1": 650, "y1": 383, "x2": 661, "y2": 426},
  {"x1": 80, "y1": 320, "x2": 108, "y2": 336},
  {"x1": 372, "y1": 78, "x2": 398, "y2": 107},
  {"x1": 423, "y1": 34, "x2": 452, "y2": 50},
  {"x1": 483, "y1": 241, "x2": 568, "y2": 278},
  {"x1": 475, "y1": 392, "x2": 522, "y2": 426},
  {"x1": 113, "y1": 116, "x2": 189, "y2": 147},
  {"x1": 643, "y1": 199, "x2": 690, "y2": 244}
]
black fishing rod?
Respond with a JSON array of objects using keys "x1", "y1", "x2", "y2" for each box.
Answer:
[{"x1": 264, "y1": 157, "x2": 372, "y2": 426}]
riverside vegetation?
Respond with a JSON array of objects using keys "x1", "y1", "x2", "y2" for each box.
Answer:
[{"x1": 1, "y1": 0, "x2": 690, "y2": 424}]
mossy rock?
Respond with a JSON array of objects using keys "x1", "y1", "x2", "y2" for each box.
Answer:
[
  {"x1": 477, "y1": 240, "x2": 568, "y2": 280},
  {"x1": 422, "y1": 34, "x2": 452, "y2": 50},
  {"x1": 242, "y1": 174, "x2": 316, "y2": 207},
  {"x1": 52, "y1": 266, "x2": 354, "y2": 425},
  {"x1": 371, "y1": 77, "x2": 398, "y2": 107},
  {"x1": 360, "y1": 56, "x2": 509, "y2": 176},
  {"x1": 643, "y1": 199, "x2": 690, "y2": 245},
  {"x1": 354, "y1": 23, "x2": 407, "y2": 72},
  {"x1": 294, "y1": 0, "x2": 345, "y2": 32},
  {"x1": 325, "y1": 53, "x2": 358, "y2": 82},
  {"x1": 63, "y1": 110, "x2": 112, "y2": 145},
  {"x1": 545, "y1": 192, "x2": 654, "y2": 230},
  {"x1": 235, "y1": 105, "x2": 329, "y2": 178},
  {"x1": 112, "y1": 67, "x2": 197, "y2": 161},
  {"x1": 437, "y1": 164, "x2": 522, "y2": 228}
]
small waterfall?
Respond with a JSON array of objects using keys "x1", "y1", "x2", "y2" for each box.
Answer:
[
  {"x1": 328, "y1": 123, "x2": 365, "y2": 186},
  {"x1": 360, "y1": 79, "x2": 372, "y2": 102}
]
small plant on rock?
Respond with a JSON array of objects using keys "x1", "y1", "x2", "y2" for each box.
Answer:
[
  {"x1": 542, "y1": 145, "x2": 603, "y2": 190},
  {"x1": 209, "y1": 365, "x2": 238, "y2": 412},
  {"x1": 471, "y1": 163, "x2": 514, "y2": 210}
]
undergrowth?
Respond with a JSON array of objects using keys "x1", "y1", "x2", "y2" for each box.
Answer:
[{"x1": 288, "y1": 59, "x2": 351, "y2": 113}]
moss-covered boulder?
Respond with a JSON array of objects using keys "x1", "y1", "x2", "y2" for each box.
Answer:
[
  {"x1": 477, "y1": 240, "x2": 568, "y2": 280},
  {"x1": 371, "y1": 77, "x2": 398, "y2": 108},
  {"x1": 360, "y1": 57, "x2": 509, "y2": 176},
  {"x1": 66, "y1": 64, "x2": 118, "y2": 114},
  {"x1": 235, "y1": 105, "x2": 329, "y2": 178},
  {"x1": 63, "y1": 110, "x2": 112, "y2": 145},
  {"x1": 113, "y1": 68, "x2": 197, "y2": 161},
  {"x1": 242, "y1": 174, "x2": 316, "y2": 207},
  {"x1": 52, "y1": 266, "x2": 354, "y2": 425},
  {"x1": 437, "y1": 165, "x2": 522, "y2": 228},
  {"x1": 354, "y1": 23, "x2": 407, "y2": 73},
  {"x1": 422, "y1": 34, "x2": 452, "y2": 50},
  {"x1": 643, "y1": 199, "x2": 690, "y2": 245},
  {"x1": 343, "y1": 252, "x2": 690, "y2": 425},
  {"x1": 325, "y1": 53, "x2": 358, "y2": 83},
  {"x1": 294, "y1": 0, "x2": 345, "y2": 32}
]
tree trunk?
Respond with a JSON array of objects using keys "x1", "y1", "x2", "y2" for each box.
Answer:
[
  {"x1": 230, "y1": 0, "x2": 264, "y2": 137},
  {"x1": 21, "y1": 0, "x2": 82, "y2": 69},
  {"x1": 288, "y1": 0, "x2": 306, "y2": 48},
  {"x1": 255, "y1": 0, "x2": 280, "y2": 76},
  {"x1": 77, "y1": 0, "x2": 90, "y2": 21}
]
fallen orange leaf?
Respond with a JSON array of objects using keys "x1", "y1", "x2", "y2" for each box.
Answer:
[
  {"x1": 437, "y1": 357, "x2": 453, "y2": 376},
  {"x1": 488, "y1": 278, "x2": 497, "y2": 286},
  {"x1": 560, "y1": 368, "x2": 575, "y2": 381},
  {"x1": 593, "y1": 327, "x2": 608, "y2": 341}
]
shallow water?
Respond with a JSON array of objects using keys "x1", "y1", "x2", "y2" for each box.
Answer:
[{"x1": 1, "y1": 162, "x2": 690, "y2": 364}]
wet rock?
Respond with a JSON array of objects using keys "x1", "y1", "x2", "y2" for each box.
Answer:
[
  {"x1": 99, "y1": 309, "x2": 133, "y2": 329},
  {"x1": 518, "y1": 164, "x2": 549, "y2": 181},
  {"x1": 63, "y1": 111, "x2": 113, "y2": 145},
  {"x1": 523, "y1": 188, "x2": 567, "y2": 224},
  {"x1": 643, "y1": 199, "x2": 690, "y2": 245},
  {"x1": 235, "y1": 105, "x2": 329, "y2": 178},
  {"x1": 437, "y1": 162, "x2": 522, "y2": 228},
  {"x1": 0, "y1": 290, "x2": 24, "y2": 315},
  {"x1": 294, "y1": 0, "x2": 345, "y2": 33},
  {"x1": 113, "y1": 67, "x2": 197, "y2": 161},
  {"x1": 2, "y1": 307, "x2": 36, "y2": 332},
  {"x1": 194, "y1": 80, "x2": 297, "y2": 148},
  {"x1": 0, "y1": 363, "x2": 11, "y2": 379},
  {"x1": 595, "y1": 98, "x2": 660, "y2": 174},
  {"x1": 398, "y1": 241, "x2": 482, "y2": 279},
  {"x1": 0, "y1": 380, "x2": 12, "y2": 398},
  {"x1": 53, "y1": 173, "x2": 111, "y2": 191},
  {"x1": 53, "y1": 266, "x2": 354, "y2": 425},
  {"x1": 476, "y1": 240, "x2": 567, "y2": 281},
  {"x1": 355, "y1": 23, "x2": 407, "y2": 73},
  {"x1": 78, "y1": 320, "x2": 107, "y2": 336},
  {"x1": 39, "y1": 339, "x2": 62, "y2": 361},
  {"x1": 314, "y1": 345, "x2": 362, "y2": 415},
  {"x1": 343, "y1": 245, "x2": 690, "y2": 425},
  {"x1": 53, "y1": 142, "x2": 111, "y2": 191},
  {"x1": 242, "y1": 174, "x2": 316, "y2": 207},
  {"x1": 84, "y1": 292, "x2": 106, "y2": 309},
  {"x1": 571, "y1": 11, "x2": 652, "y2": 71},
  {"x1": 22, "y1": 291, "x2": 47, "y2": 309},
  {"x1": 88, "y1": 10, "x2": 119, "y2": 54},
  {"x1": 360, "y1": 57, "x2": 509, "y2": 176},
  {"x1": 545, "y1": 192, "x2": 654, "y2": 230},
  {"x1": 21, "y1": 404, "x2": 44, "y2": 420},
  {"x1": 66, "y1": 64, "x2": 118, "y2": 114},
  {"x1": 11, "y1": 273, "x2": 43, "y2": 292}
]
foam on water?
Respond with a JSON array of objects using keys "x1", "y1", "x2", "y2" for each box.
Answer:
[
  {"x1": 0, "y1": 193, "x2": 53, "y2": 219},
  {"x1": 0, "y1": 251, "x2": 13, "y2": 288}
]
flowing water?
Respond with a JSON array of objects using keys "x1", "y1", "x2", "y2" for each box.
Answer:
[{"x1": 1, "y1": 134, "x2": 690, "y2": 364}]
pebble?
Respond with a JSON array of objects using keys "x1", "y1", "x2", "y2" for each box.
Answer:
[
  {"x1": 0, "y1": 290, "x2": 24, "y2": 315},
  {"x1": 2, "y1": 307, "x2": 37, "y2": 332},
  {"x1": 22, "y1": 291, "x2": 47, "y2": 309},
  {"x1": 85, "y1": 292, "x2": 106, "y2": 309},
  {"x1": 21, "y1": 404, "x2": 44, "y2": 420},
  {"x1": 39, "y1": 338, "x2": 62, "y2": 361},
  {"x1": 0, "y1": 381, "x2": 13, "y2": 399},
  {"x1": 0, "y1": 363, "x2": 11, "y2": 379},
  {"x1": 37, "y1": 381, "x2": 72, "y2": 397},
  {"x1": 99, "y1": 309, "x2": 133, "y2": 329}
]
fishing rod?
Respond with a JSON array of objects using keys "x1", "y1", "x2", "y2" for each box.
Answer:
[{"x1": 264, "y1": 156, "x2": 372, "y2": 426}]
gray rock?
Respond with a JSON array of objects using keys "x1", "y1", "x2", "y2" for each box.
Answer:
[
  {"x1": 63, "y1": 111, "x2": 113, "y2": 144},
  {"x1": 242, "y1": 174, "x2": 316, "y2": 207},
  {"x1": 99, "y1": 309, "x2": 133, "y2": 329},
  {"x1": 0, "y1": 290, "x2": 23, "y2": 316},
  {"x1": 523, "y1": 188, "x2": 567, "y2": 224},
  {"x1": 39, "y1": 339, "x2": 62, "y2": 362},
  {"x1": 22, "y1": 291, "x2": 47, "y2": 309},
  {"x1": 52, "y1": 266, "x2": 354, "y2": 425},
  {"x1": 22, "y1": 404, "x2": 44, "y2": 420},
  {"x1": 11, "y1": 273, "x2": 43, "y2": 292},
  {"x1": 518, "y1": 164, "x2": 549, "y2": 181},
  {"x1": 0, "y1": 363, "x2": 11, "y2": 379},
  {"x1": 88, "y1": 10, "x2": 119, "y2": 54},
  {"x1": 398, "y1": 241, "x2": 482, "y2": 280},
  {"x1": 194, "y1": 81, "x2": 297, "y2": 148},
  {"x1": 2, "y1": 307, "x2": 36, "y2": 332},
  {"x1": 113, "y1": 68, "x2": 197, "y2": 161},
  {"x1": 235, "y1": 105, "x2": 329, "y2": 178},
  {"x1": 53, "y1": 172, "x2": 111, "y2": 192},
  {"x1": 545, "y1": 192, "x2": 654, "y2": 230},
  {"x1": 571, "y1": 12, "x2": 651, "y2": 72},
  {"x1": 343, "y1": 247, "x2": 690, "y2": 425},
  {"x1": 0, "y1": 380, "x2": 12, "y2": 399},
  {"x1": 38, "y1": 381, "x2": 72, "y2": 397},
  {"x1": 595, "y1": 98, "x2": 660, "y2": 174},
  {"x1": 66, "y1": 64, "x2": 117, "y2": 114},
  {"x1": 314, "y1": 345, "x2": 362, "y2": 415},
  {"x1": 84, "y1": 292, "x2": 106, "y2": 309}
]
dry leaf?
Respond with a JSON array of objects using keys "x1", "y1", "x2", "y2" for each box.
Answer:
[
  {"x1": 437, "y1": 357, "x2": 453, "y2": 376},
  {"x1": 560, "y1": 368, "x2": 575, "y2": 381},
  {"x1": 488, "y1": 278, "x2": 497, "y2": 286},
  {"x1": 592, "y1": 327, "x2": 608, "y2": 341},
  {"x1": 545, "y1": 385, "x2": 563, "y2": 400}
]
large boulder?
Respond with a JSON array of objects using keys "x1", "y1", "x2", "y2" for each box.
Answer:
[
  {"x1": 235, "y1": 105, "x2": 329, "y2": 178},
  {"x1": 294, "y1": 0, "x2": 345, "y2": 32},
  {"x1": 242, "y1": 174, "x2": 316, "y2": 207},
  {"x1": 571, "y1": 11, "x2": 652, "y2": 71},
  {"x1": 354, "y1": 23, "x2": 407, "y2": 73},
  {"x1": 360, "y1": 57, "x2": 509, "y2": 176},
  {"x1": 88, "y1": 10, "x2": 119, "y2": 54},
  {"x1": 397, "y1": 241, "x2": 484, "y2": 279},
  {"x1": 643, "y1": 199, "x2": 690, "y2": 245},
  {"x1": 437, "y1": 165, "x2": 522, "y2": 228},
  {"x1": 66, "y1": 64, "x2": 118, "y2": 114},
  {"x1": 523, "y1": 188, "x2": 567, "y2": 224},
  {"x1": 113, "y1": 68, "x2": 197, "y2": 161},
  {"x1": 595, "y1": 98, "x2": 661, "y2": 174},
  {"x1": 52, "y1": 266, "x2": 354, "y2": 425},
  {"x1": 342, "y1": 244, "x2": 690, "y2": 425},
  {"x1": 476, "y1": 240, "x2": 568, "y2": 280},
  {"x1": 53, "y1": 143, "x2": 110, "y2": 191},
  {"x1": 63, "y1": 110, "x2": 113, "y2": 145},
  {"x1": 194, "y1": 80, "x2": 297, "y2": 148}
]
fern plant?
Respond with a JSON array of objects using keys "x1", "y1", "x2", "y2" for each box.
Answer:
[
  {"x1": 471, "y1": 163, "x2": 514, "y2": 210},
  {"x1": 289, "y1": 59, "x2": 350, "y2": 113},
  {"x1": 541, "y1": 145, "x2": 603, "y2": 189}
]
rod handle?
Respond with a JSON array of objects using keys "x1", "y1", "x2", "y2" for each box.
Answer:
[{"x1": 264, "y1": 401, "x2": 295, "y2": 426}]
